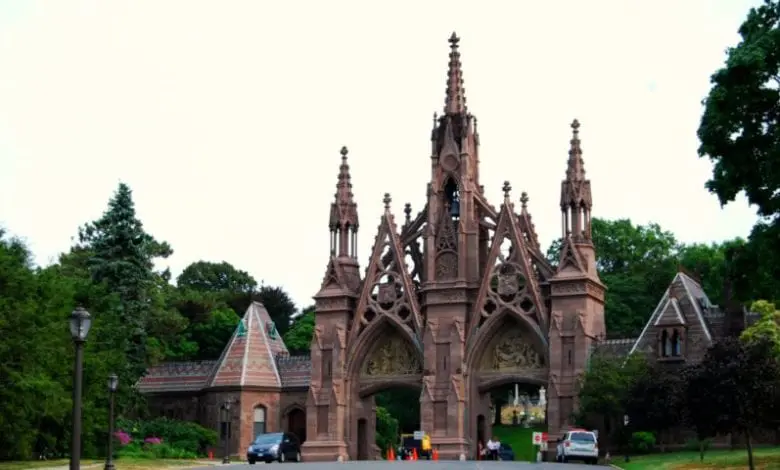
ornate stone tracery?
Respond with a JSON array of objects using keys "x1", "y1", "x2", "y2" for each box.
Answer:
[{"x1": 361, "y1": 335, "x2": 422, "y2": 377}]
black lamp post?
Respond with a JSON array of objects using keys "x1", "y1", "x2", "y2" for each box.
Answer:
[
  {"x1": 69, "y1": 307, "x2": 92, "y2": 470},
  {"x1": 623, "y1": 414, "x2": 631, "y2": 463},
  {"x1": 104, "y1": 374, "x2": 118, "y2": 470},
  {"x1": 222, "y1": 400, "x2": 232, "y2": 464}
]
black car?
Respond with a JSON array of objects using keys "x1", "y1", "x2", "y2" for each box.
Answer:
[{"x1": 247, "y1": 432, "x2": 301, "y2": 464}]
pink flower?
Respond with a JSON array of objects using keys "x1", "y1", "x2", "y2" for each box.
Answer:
[
  {"x1": 114, "y1": 431, "x2": 132, "y2": 446},
  {"x1": 144, "y1": 437, "x2": 163, "y2": 445}
]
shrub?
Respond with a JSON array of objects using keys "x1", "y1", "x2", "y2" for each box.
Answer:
[
  {"x1": 115, "y1": 418, "x2": 217, "y2": 456},
  {"x1": 684, "y1": 437, "x2": 712, "y2": 452},
  {"x1": 629, "y1": 431, "x2": 655, "y2": 454},
  {"x1": 117, "y1": 441, "x2": 197, "y2": 460}
]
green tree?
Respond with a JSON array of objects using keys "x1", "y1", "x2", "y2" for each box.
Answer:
[
  {"x1": 575, "y1": 353, "x2": 648, "y2": 451},
  {"x1": 283, "y1": 306, "x2": 315, "y2": 354},
  {"x1": 697, "y1": 0, "x2": 780, "y2": 221},
  {"x1": 177, "y1": 261, "x2": 257, "y2": 294},
  {"x1": 375, "y1": 406, "x2": 399, "y2": 456},
  {"x1": 77, "y1": 183, "x2": 172, "y2": 404},
  {"x1": 189, "y1": 308, "x2": 241, "y2": 359},
  {"x1": 697, "y1": 0, "x2": 780, "y2": 306},
  {"x1": 685, "y1": 337, "x2": 780, "y2": 469},
  {"x1": 740, "y1": 300, "x2": 780, "y2": 355},
  {"x1": 625, "y1": 366, "x2": 684, "y2": 451}
]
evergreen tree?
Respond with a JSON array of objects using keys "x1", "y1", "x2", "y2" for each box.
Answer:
[{"x1": 77, "y1": 183, "x2": 172, "y2": 393}]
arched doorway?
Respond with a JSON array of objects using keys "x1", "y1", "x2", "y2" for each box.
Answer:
[
  {"x1": 467, "y1": 317, "x2": 548, "y2": 461},
  {"x1": 348, "y1": 325, "x2": 424, "y2": 460},
  {"x1": 286, "y1": 407, "x2": 306, "y2": 443}
]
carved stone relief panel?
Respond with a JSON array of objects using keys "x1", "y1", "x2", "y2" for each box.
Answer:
[
  {"x1": 361, "y1": 335, "x2": 422, "y2": 377},
  {"x1": 481, "y1": 326, "x2": 545, "y2": 371}
]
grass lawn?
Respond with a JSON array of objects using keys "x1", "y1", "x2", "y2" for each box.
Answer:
[
  {"x1": 492, "y1": 424, "x2": 546, "y2": 462},
  {"x1": 0, "y1": 459, "x2": 215, "y2": 470},
  {"x1": 617, "y1": 447, "x2": 780, "y2": 470}
]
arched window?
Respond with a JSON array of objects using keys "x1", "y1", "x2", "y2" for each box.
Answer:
[
  {"x1": 662, "y1": 330, "x2": 672, "y2": 357},
  {"x1": 253, "y1": 406, "x2": 267, "y2": 437},
  {"x1": 671, "y1": 329, "x2": 682, "y2": 357}
]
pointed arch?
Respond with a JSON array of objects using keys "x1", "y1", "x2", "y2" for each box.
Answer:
[
  {"x1": 466, "y1": 308, "x2": 548, "y2": 374},
  {"x1": 347, "y1": 211, "x2": 423, "y2": 348},
  {"x1": 467, "y1": 201, "x2": 548, "y2": 343},
  {"x1": 346, "y1": 313, "x2": 422, "y2": 380}
]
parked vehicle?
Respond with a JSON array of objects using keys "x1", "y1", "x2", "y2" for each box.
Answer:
[
  {"x1": 556, "y1": 429, "x2": 599, "y2": 465},
  {"x1": 246, "y1": 432, "x2": 302, "y2": 464},
  {"x1": 497, "y1": 442, "x2": 515, "y2": 461}
]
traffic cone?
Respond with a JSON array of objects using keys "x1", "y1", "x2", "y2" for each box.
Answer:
[
  {"x1": 208, "y1": 450, "x2": 213, "y2": 460},
  {"x1": 388, "y1": 448, "x2": 394, "y2": 461},
  {"x1": 433, "y1": 449, "x2": 439, "y2": 461},
  {"x1": 413, "y1": 448, "x2": 418, "y2": 461}
]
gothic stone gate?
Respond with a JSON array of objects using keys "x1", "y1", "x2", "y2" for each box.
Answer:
[{"x1": 347, "y1": 330, "x2": 423, "y2": 461}]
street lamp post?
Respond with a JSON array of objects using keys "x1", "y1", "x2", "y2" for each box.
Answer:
[
  {"x1": 623, "y1": 414, "x2": 631, "y2": 463},
  {"x1": 222, "y1": 400, "x2": 232, "y2": 465},
  {"x1": 104, "y1": 374, "x2": 119, "y2": 470},
  {"x1": 69, "y1": 307, "x2": 92, "y2": 470}
]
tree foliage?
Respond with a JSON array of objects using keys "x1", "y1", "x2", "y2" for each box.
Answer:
[
  {"x1": 698, "y1": 0, "x2": 780, "y2": 220},
  {"x1": 683, "y1": 336, "x2": 780, "y2": 469},
  {"x1": 547, "y1": 218, "x2": 736, "y2": 338}
]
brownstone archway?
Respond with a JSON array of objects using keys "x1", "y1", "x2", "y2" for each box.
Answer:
[
  {"x1": 345, "y1": 317, "x2": 424, "y2": 461},
  {"x1": 465, "y1": 312, "x2": 548, "y2": 459}
]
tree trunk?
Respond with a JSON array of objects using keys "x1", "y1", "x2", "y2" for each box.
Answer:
[
  {"x1": 699, "y1": 439, "x2": 704, "y2": 462},
  {"x1": 746, "y1": 429, "x2": 755, "y2": 470}
]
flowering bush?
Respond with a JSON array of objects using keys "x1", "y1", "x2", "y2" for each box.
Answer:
[
  {"x1": 114, "y1": 431, "x2": 132, "y2": 446},
  {"x1": 144, "y1": 437, "x2": 163, "y2": 446},
  {"x1": 115, "y1": 418, "x2": 216, "y2": 456}
]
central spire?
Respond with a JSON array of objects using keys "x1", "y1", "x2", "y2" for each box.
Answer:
[{"x1": 444, "y1": 32, "x2": 467, "y2": 115}]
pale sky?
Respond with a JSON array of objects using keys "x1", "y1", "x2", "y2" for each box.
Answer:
[{"x1": 0, "y1": 0, "x2": 763, "y2": 309}]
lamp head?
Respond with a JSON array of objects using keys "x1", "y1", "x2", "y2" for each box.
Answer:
[
  {"x1": 69, "y1": 307, "x2": 92, "y2": 342},
  {"x1": 108, "y1": 373, "x2": 118, "y2": 392}
]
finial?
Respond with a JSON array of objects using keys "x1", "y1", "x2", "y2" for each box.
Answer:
[
  {"x1": 340, "y1": 146, "x2": 348, "y2": 156},
  {"x1": 520, "y1": 191, "x2": 529, "y2": 209},
  {"x1": 404, "y1": 203, "x2": 412, "y2": 222},
  {"x1": 383, "y1": 193, "x2": 392, "y2": 209},
  {"x1": 502, "y1": 181, "x2": 512, "y2": 198},
  {"x1": 571, "y1": 119, "x2": 580, "y2": 134},
  {"x1": 449, "y1": 32, "x2": 460, "y2": 47}
]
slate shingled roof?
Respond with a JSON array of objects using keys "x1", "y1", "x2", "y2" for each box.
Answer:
[
  {"x1": 276, "y1": 353, "x2": 312, "y2": 388},
  {"x1": 138, "y1": 360, "x2": 217, "y2": 393}
]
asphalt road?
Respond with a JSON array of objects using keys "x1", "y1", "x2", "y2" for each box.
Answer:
[{"x1": 196, "y1": 461, "x2": 608, "y2": 469}]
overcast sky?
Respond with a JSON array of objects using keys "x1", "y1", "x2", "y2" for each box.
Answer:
[{"x1": 0, "y1": 0, "x2": 763, "y2": 309}]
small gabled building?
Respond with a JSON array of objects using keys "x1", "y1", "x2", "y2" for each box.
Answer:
[{"x1": 138, "y1": 302, "x2": 312, "y2": 457}]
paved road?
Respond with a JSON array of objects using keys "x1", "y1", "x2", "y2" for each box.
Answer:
[{"x1": 194, "y1": 461, "x2": 609, "y2": 469}]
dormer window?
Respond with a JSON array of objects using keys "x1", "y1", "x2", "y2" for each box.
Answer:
[{"x1": 658, "y1": 327, "x2": 684, "y2": 359}]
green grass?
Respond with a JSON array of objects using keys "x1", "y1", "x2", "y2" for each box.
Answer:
[
  {"x1": 0, "y1": 460, "x2": 99, "y2": 470},
  {"x1": 617, "y1": 447, "x2": 780, "y2": 469},
  {"x1": 0, "y1": 458, "x2": 214, "y2": 470},
  {"x1": 492, "y1": 424, "x2": 546, "y2": 462}
]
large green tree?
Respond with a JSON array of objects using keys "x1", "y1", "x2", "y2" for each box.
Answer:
[
  {"x1": 698, "y1": 0, "x2": 780, "y2": 304},
  {"x1": 77, "y1": 183, "x2": 175, "y2": 401}
]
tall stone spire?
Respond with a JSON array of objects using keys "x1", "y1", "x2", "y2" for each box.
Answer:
[
  {"x1": 329, "y1": 146, "x2": 359, "y2": 258},
  {"x1": 444, "y1": 32, "x2": 467, "y2": 116},
  {"x1": 560, "y1": 119, "x2": 593, "y2": 241}
]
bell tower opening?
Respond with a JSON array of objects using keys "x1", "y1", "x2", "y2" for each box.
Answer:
[{"x1": 444, "y1": 177, "x2": 460, "y2": 221}]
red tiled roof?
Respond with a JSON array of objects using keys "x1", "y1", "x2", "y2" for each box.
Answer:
[{"x1": 137, "y1": 361, "x2": 217, "y2": 393}]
